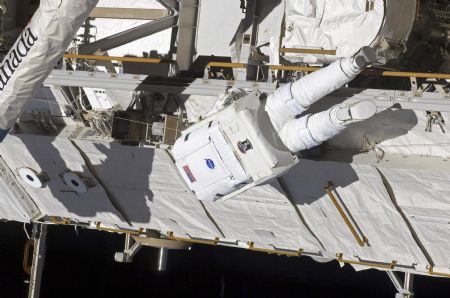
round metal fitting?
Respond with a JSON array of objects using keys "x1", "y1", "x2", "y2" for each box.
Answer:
[
  {"x1": 63, "y1": 172, "x2": 88, "y2": 194},
  {"x1": 18, "y1": 168, "x2": 44, "y2": 189}
]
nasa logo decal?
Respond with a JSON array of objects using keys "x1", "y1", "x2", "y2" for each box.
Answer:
[{"x1": 206, "y1": 159, "x2": 215, "y2": 169}]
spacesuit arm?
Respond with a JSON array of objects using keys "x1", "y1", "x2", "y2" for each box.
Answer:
[
  {"x1": 265, "y1": 47, "x2": 376, "y2": 130},
  {"x1": 266, "y1": 47, "x2": 377, "y2": 152},
  {"x1": 0, "y1": 0, "x2": 99, "y2": 142}
]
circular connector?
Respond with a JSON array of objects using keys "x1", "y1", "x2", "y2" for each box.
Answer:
[
  {"x1": 18, "y1": 168, "x2": 44, "y2": 189},
  {"x1": 63, "y1": 172, "x2": 88, "y2": 194}
]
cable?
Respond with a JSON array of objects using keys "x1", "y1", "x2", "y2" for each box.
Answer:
[
  {"x1": 23, "y1": 222, "x2": 31, "y2": 240},
  {"x1": 30, "y1": 97, "x2": 66, "y2": 106}
]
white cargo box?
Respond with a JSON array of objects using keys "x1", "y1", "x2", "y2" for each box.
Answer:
[{"x1": 171, "y1": 91, "x2": 298, "y2": 201}]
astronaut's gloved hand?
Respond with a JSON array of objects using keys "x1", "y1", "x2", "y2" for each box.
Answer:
[
  {"x1": 207, "y1": 88, "x2": 246, "y2": 117},
  {"x1": 329, "y1": 101, "x2": 377, "y2": 127},
  {"x1": 340, "y1": 46, "x2": 377, "y2": 78},
  {"x1": 307, "y1": 101, "x2": 377, "y2": 146},
  {"x1": 265, "y1": 46, "x2": 378, "y2": 153},
  {"x1": 280, "y1": 101, "x2": 377, "y2": 153},
  {"x1": 352, "y1": 46, "x2": 377, "y2": 69},
  {"x1": 265, "y1": 46, "x2": 377, "y2": 129}
]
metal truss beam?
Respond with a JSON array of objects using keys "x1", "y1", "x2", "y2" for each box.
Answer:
[
  {"x1": 89, "y1": 8, "x2": 168, "y2": 20},
  {"x1": 176, "y1": 0, "x2": 200, "y2": 70},
  {"x1": 27, "y1": 224, "x2": 47, "y2": 298},
  {"x1": 44, "y1": 69, "x2": 450, "y2": 112},
  {"x1": 79, "y1": 0, "x2": 179, "y2": 54},
  {"x1": 44, "y1": 70, "x2": 276, "y2": 96},
  {"x1": 387, "y1": 271, "x2": 414, "y2": 298}
]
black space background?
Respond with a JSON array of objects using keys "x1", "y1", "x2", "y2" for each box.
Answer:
[{"x1": 0, "y1": 222, "x2": 449, "y2": 298}]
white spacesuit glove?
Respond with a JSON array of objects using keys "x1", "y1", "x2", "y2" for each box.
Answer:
[
  {"x1": 207, "y1": 88, "x2": 246, "y2": 117},
  {"x1": 306, "y1": 101, "x2": 377, "y2": 146}
]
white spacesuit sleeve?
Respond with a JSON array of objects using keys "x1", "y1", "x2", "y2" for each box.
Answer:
[
  {"x1": 267, "y1": 47, "x2": 377, "y2": 152},
  {"x1": 0, "y1": 0, "x2": 99, "y2": 140},
  {"x1": 290, "y1": 56, "x2": 363, "y2": 108}
]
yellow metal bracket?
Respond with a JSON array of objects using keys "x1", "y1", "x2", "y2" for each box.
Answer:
[
  {"x1": 50, "y1": 217, "x2": 71, "y2": 225},
  {"x1": 325, "y1": 182, "x2": 369, "y2": 247},
  {"x1": 166, "y1": 231, "x2": 220, "y2": 246},
  {"x1": 336, "y1": 253, "x2": 397, "y2": 270}
]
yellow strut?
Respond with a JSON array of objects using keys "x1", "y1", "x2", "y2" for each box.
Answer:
[{"x1": 325, "y1": 182, "x2": 369, "y2": 247}]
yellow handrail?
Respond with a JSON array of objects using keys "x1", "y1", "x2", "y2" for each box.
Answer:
[
  {"x1": 66, "y1": 54, "x2": 450, "y2": 80},
  {"x1": 364, "y1": 69, "x2": 450, "y2": 79},
  {"x1": 207, "y1": 62, "x2": 247, "y2": 69},
  {"x1": 95, "y1": 222, "x2": 144, "y2": 236},
  {"x1": 247, "y1": 242, "x2": 304, "y2": 257},
  {"x1": 205, "y1": 61, "x2": 450, "y2": 79},
  {"x1": 269, "y1": 65, "x2": 322, "y2": 72},
  {"x1": 279, "y1": 47, "x2": 337, "y2": 56},
  {"x1": 325, "y1": 182, "x2": 369, "y2": 247},
  {"x1": 166, "y1": 231, "x2": 220, "y2": 246},
  {"x1": 63, "y1": 54, "x2": 162, "y2": 64},
  {"x1": 427, "y1": 266, "x2": 450, "y2": 278},
  {"x1": 336, "y1": 253, "x2": 397, "y2": 270}
]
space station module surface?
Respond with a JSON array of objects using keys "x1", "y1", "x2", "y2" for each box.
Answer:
[{"x1": 172, "y1": 47, "x2": 378, "y2": 201}]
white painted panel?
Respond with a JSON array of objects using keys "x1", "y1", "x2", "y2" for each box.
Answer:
[
  {"x1": 203, "y1": 180, "x2": 323, "y2": 253},
  {"x1": 73, "y1": 140, "x2": 221, "y2": 239},
  {"x1": 0, "y1": 135, "x2": 126, "y2": 225},
  {"x1": 0, "y1": 172, "x2": 39, "y2": 222},
  {"x1": 280, "y1": 160, "x2": 428, "y2": 267},
  {"x1": 196, "y1": 0, "x2": 244, "y2": 57},
  {"x1": 380, "y1": 167, "x2": 450, "y2": 273},
  {"x1": 306, "y1": 91, "x2": 450, "y2": 158}
]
